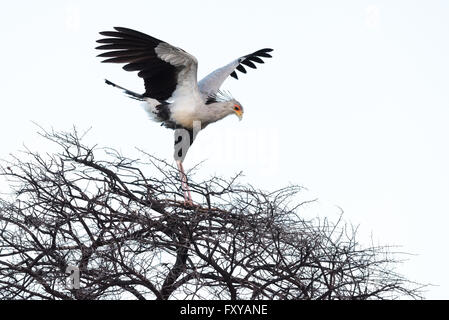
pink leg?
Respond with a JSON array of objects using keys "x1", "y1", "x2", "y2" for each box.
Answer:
[{"x1": 176, "y1": 160, "x2": 192, "y2": 204}]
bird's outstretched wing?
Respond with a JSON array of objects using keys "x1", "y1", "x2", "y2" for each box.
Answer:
[
  {"x1": 96, "y1": 27, "x2": 199, "y2": 102},
  {"x1": 198, "y1": 49, "x2": 273, "y2": 100}
]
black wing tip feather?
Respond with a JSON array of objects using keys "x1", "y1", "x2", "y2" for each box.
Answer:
[
  {"x1": 232, "y1": 48, "x2": 273, "y2": 79},
  {"x1": 96, "y1": 27, "x2": 163, "y2": 49},
  {"x1": 98, "y1": 26, "x2": 147, "y2": 35},
  {"x1": 113, "y1": 26, "x2": 137, "y2": 33},
  {"x1": 95, "y1": 27, "x2": 163, "y2": 64},
  {"x1": 95, "y1": 27, "x2": 178, "y2": 101},
  {"x1": 251, "y1": 48, "x2": 274, "y2": 58}
]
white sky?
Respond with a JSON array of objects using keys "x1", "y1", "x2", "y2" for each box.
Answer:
[{"x1": 1, "y1": 0, "x2": 448, "y2": 299}]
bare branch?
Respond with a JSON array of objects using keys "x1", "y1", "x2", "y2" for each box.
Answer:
[{"x1": 0, "y1": 128, "x2": 424, "y2": 300}]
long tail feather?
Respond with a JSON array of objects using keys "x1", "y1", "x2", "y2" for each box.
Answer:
[{"x1": 104, "y1": 79, "x2": 144, "y2": 101}]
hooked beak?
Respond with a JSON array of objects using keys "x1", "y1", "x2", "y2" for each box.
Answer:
[{"x1": 235, "y1": 110, "x2": 243, "y2": 121}]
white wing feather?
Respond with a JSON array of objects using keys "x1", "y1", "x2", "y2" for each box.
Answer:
[
  {"x1": 198, "y1": 59, "x2": 240, "y2": 100},
  {"x1": 198, "y1": 48, "x2": 273, "y2": 101},
  {"x1": 155, "y1": 43, "x2": 204, "y2": 127}
]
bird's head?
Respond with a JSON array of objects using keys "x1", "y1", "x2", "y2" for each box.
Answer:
[
  {"x1": 207, "y1": 91, "x2": 244, "y2": 122},
  {"x1": 231, "y1": 100, "x2": 244, "y2": 121}
]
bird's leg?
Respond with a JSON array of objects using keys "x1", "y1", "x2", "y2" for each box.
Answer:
[
  {"x1": 176, "y1": 160, "x2": 193, "y2": 205},
  {"x1": 181, "y1": 162, "x2": 193, "y2": 204}
]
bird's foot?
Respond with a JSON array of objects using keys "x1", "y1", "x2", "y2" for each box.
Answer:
[{"x1": 183, "y1": 199, "x2": 194, "y2": 207}]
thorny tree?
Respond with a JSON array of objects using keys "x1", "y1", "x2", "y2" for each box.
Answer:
[{"x1": 0, "y1": 129, "x2": 423, "y2": 300}]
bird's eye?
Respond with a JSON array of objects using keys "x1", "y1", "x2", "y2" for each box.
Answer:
[{"x1": 234, "y1": 106, "x2": 240, "y2": 111}]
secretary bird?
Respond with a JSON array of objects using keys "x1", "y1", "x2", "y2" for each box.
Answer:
[{"x1": 96, "y1": 27, "x2": 273, "y2": 204}]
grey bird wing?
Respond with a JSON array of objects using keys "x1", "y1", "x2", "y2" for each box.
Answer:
[
  {"x1": 96, "y1": 27, "x2": 200, "y2": 103},
  {"x1": 198, "y1": 48, "x2": 273, "y2": 100}
]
